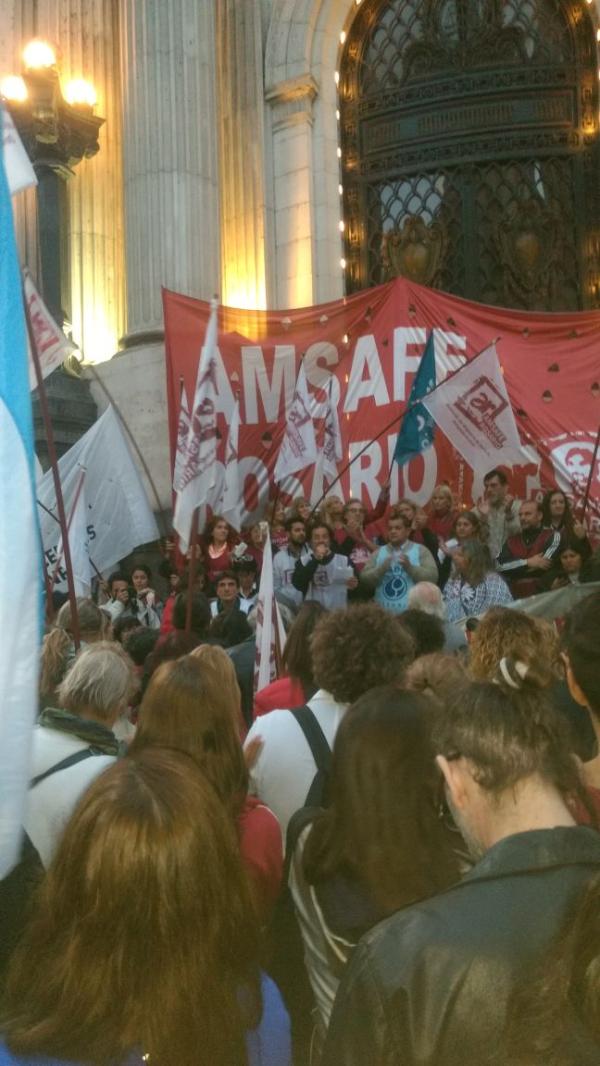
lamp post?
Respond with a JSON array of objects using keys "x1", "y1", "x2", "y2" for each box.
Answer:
[{"x1": 1, "y1": 40, "x2": 104, "y2": 463}]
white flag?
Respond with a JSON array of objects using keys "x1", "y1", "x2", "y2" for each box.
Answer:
[
  {"x1": 172, "y1": 385, "x2": 190, "y2": 492},
  {"x1": 53, "y1": 468, "x2": 91, "y2": 597},
  {"x1": 422, "y1": 344, "x2": 523, "y2": 474},
  {"x1": 322, "y1": 376, "x2": 343, "y2": 482},
  {"x1": 254, "y1": 528, "x2": 287, "y2": 694},
  {"x1": 38, "y1": 407, "x2": 159, "y2": 587},
  {"x1": 214, "y1": 397, "x2": 242, "y2": 531},
  {"x1": 274, "y1": 362, "x2": 317, "y2": 483},
  {"x1": 1, "y1": 106, "x2": 37, "y2": 196},
  {"x1": 173, "y1": 298, "x2": 219, "y2": 552},
  {"x1": 24, "y1": 269, "x2": 76, "y2": 390}
]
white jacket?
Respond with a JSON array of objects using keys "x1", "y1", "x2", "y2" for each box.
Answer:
[{"x1": 25, "y1": 725, "x2": 116, "y2": 867}]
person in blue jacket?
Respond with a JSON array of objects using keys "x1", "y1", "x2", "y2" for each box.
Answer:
[{"x1": 0, "y1": 748, "x2": 290, "y2": 1066}]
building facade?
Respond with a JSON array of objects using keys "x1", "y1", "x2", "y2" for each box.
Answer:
[{"x1": 2, "y1": 0, "x2": 600, "y2": 511}]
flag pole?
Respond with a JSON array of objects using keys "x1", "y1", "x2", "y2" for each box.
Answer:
[
  {"x1": 308, "y1": 338, "x2": 502, "y2": 518},
  {"x1": 85, "y1": 363, "x2": 168, "y2": 538},
  {"x1": 184, "y1": 509, "x2": 200, "y2": 636},
  {"x1": 24, "y1": 285, "x2": 81, "y2": 648},
  {"x1": 580, "y1": 421, "x2": 600, "y2": 520},
  {"x1": 49, "y1": 467, "x2": 86, "y2": 590}
]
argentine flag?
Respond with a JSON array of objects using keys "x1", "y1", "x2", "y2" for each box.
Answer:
[{"x1": 0, "y1": 108, "x2": 40, "y2": 876}]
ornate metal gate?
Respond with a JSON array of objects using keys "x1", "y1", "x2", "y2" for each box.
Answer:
[{"x1": 340, "y1": 0, "x2": 600, "y2": 310}]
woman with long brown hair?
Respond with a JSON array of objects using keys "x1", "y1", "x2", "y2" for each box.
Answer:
[
  {"x1": 202, "y1": 514, "x2": 237, "y2": 591},
  {"x1": 129, "y1": 648, "x2": 283, "y2": 917},
  {"x1": 443, "y1": 539, "x2": 512, "y2": 622},
  {"x1": 289, "y1": 685, "x2": 461, "y2": 1034},
  {"x1": 0, "y1": 749, "x2": 290, "y2": 1066}
]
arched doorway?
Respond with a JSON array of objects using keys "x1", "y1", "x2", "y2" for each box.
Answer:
[{"x1": 340, "y1": 0, "x2": 600, "y2": 310}]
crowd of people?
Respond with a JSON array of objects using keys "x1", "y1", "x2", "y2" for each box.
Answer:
[{"x1": 1, "y1": 470, "x2": 600, "y2": 1064}]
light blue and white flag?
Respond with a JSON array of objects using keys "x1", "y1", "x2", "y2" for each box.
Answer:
[
  {"x1": 0, "y1": 107, "x2": 40, "y2": 877},
  {"x1": 393, "y1": 331, "x2": 436, "y2": 467}
]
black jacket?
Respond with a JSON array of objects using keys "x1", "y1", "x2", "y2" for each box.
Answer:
[{"x1": 323, "y1": 827, "x2": 600, "y2": 1066}]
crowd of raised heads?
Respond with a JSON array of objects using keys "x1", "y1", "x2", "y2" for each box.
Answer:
[{"x1": 2, "y1": 473, "x2": 600, "y2": 1066}]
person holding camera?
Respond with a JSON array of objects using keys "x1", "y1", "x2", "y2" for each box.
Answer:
[{"x1": 130, "y1": 564, "x2": 161, "y2": 629}]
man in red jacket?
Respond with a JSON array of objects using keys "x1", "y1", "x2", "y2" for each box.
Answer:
[{"x1": 496, "y1": 498, "x2": 561, "y2": 598}]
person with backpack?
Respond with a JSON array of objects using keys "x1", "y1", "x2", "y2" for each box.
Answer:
[
  {"x1": 26, "y1": 642, "x2": 135, "y2": 868},
  {"x1": 288, "y1": 686, "x2": 462, "y2": 1040},
  {"x1": 244, "y1": 604, "x2": 415, "y2": 840}
]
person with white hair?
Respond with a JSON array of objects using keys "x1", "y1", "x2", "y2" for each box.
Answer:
[
  {"x1": 407, "y1": 582, "x2": 445, "y2": 618},
  {"x1": 25, "y1": 642, "x2": 135, "y2": 867},
  {"x1": 408, "y1": 582, "x2": 467, "y2": 652}
]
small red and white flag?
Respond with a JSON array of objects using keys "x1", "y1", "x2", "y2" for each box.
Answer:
[
  {"x1": 322, "y1": 376, "x2": 343, "y2": 483},
  {"x1": 24, "y1": 269, "x2": 76, "y2": 390},
  {"x1": 422, "y1": 343, "x2": 523, "y2": 474},
  {"x1": 173, "y1": 298, "x2": 219, "y2": 552},
  {"x1": 274, "y1": 362, "x2": 317, "y2": 483},
  {"x1": 254, "y1": 527, "x2": 287, "y2": 694},
  {"x1": 213, "y1": 397, "x2": 242, "y2": 531},
  {"x1": 172, "y1": 384, "x2": 190, "y2": 492}
]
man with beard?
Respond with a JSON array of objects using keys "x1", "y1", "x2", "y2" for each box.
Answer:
[
  {"x1": 291, "y1": 521, "x2": 357, "y2": 611},
  {"x1": 475, "y1": 468, "x2": 521, "y2": 560},
  {"x1": 496, "y1": 498, "x2": 561, "y2": 598},
  {"x1": 273, "y1": 517, "x2": 311, "y2": 610},
  {"x1": 323, "y1": 663, "x2": 600, "y2": 1066}
]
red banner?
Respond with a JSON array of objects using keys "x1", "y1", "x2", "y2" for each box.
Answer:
[{"x1": 163, "y1": 279, "x2": 600, "y2": 534}]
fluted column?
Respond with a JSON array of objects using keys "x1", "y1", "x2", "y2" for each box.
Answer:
[
  {"x1": 34, "y1": 0, "x2": 125, "y2": 364},
  {"x1": 265, "y1": 74, "x2": 318, "y2": 308},
  {"x1": 119, "y1": 0, "x2": 220, "y2": 342},
  {"x1": 216, "y1": 0, "x2": 267, "y2": 311}
]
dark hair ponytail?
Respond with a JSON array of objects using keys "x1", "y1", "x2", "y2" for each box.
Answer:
[{"x1": 434, "y1": 662, "x2": 596, "y2": 825}]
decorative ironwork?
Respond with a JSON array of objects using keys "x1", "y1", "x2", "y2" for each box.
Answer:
[
  {"x1": 382, "y1": 214, "x2": 447, "y2": 287},
  {"x1": 341, "y1": 0, "x2": 600, "y2": 310}
]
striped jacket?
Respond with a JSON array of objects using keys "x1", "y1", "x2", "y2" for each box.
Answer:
[{"x1": 496, "y1": 525, "x2": 561, "y2": 598}]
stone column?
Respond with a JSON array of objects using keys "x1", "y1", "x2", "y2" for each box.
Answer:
[
  {"x1": 119, "y1": 0, "x2": 220, "y2": 342},
  {"x1": 35, "y1": 0, "x2": 125, "y2": 364},
  {"x1": 265, "y1": 74, "x2": 318, "y2": 308},
  {"x1": 216, "y1": 0, "x2": 267, "y2": 311}
]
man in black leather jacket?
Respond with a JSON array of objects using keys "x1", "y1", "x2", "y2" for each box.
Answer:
[{"x1": 323, "y1": 668, "x2": 600, "y2": 1066}]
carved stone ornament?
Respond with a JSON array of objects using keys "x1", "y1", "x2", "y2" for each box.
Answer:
[
  {"x1": 495, "y1": 199, "x2": 559, "y2": 309},
  {"x1": 382, "y1": 215, "x2": 447, "y2": 286}
]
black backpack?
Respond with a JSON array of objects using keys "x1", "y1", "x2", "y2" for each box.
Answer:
[{"x1": 265, "y1": 705, "x2": 334, "y2": 1064}]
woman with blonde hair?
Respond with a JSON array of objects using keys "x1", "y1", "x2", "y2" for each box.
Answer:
[
  {"x1": 39, "y1": 599, "x2": 106, "y2": 709},
  {"x1": 0, "y1": 750, "x2": 290, "y2": 1066},
  {"x1": 129, "y1": 651, "x2": 283, "y2": 917},
  {"x1": 428, "y1": 484, "x2": 456, "y2": 541},
  {"x1": 469, "y1": 607, "x2": 558, "y2": 685},
  {"x1": 28, "y1": 642, "x2": 135, "y2": 867}
]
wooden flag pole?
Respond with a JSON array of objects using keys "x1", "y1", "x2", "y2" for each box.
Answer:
[
  {"x1": 24, "y1": 285, "x2": 81, "y2": 648},
  {"x1": 184, "y1": 509, "x2": 200, "y2": 636},
  {"x1": 38, "y1": 495, "x2": 110, "y2": 595},
  {"x1": 48, "y1": 467, "x2": 86, "y2": 590}
]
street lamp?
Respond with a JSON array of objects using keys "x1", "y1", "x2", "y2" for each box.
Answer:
[
  {"x1": 1, "y1": 39, "x2": 103, "y2": 326},
  {"x1": 1, "y1": 40, "x2": 104, "y2": 464}
]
